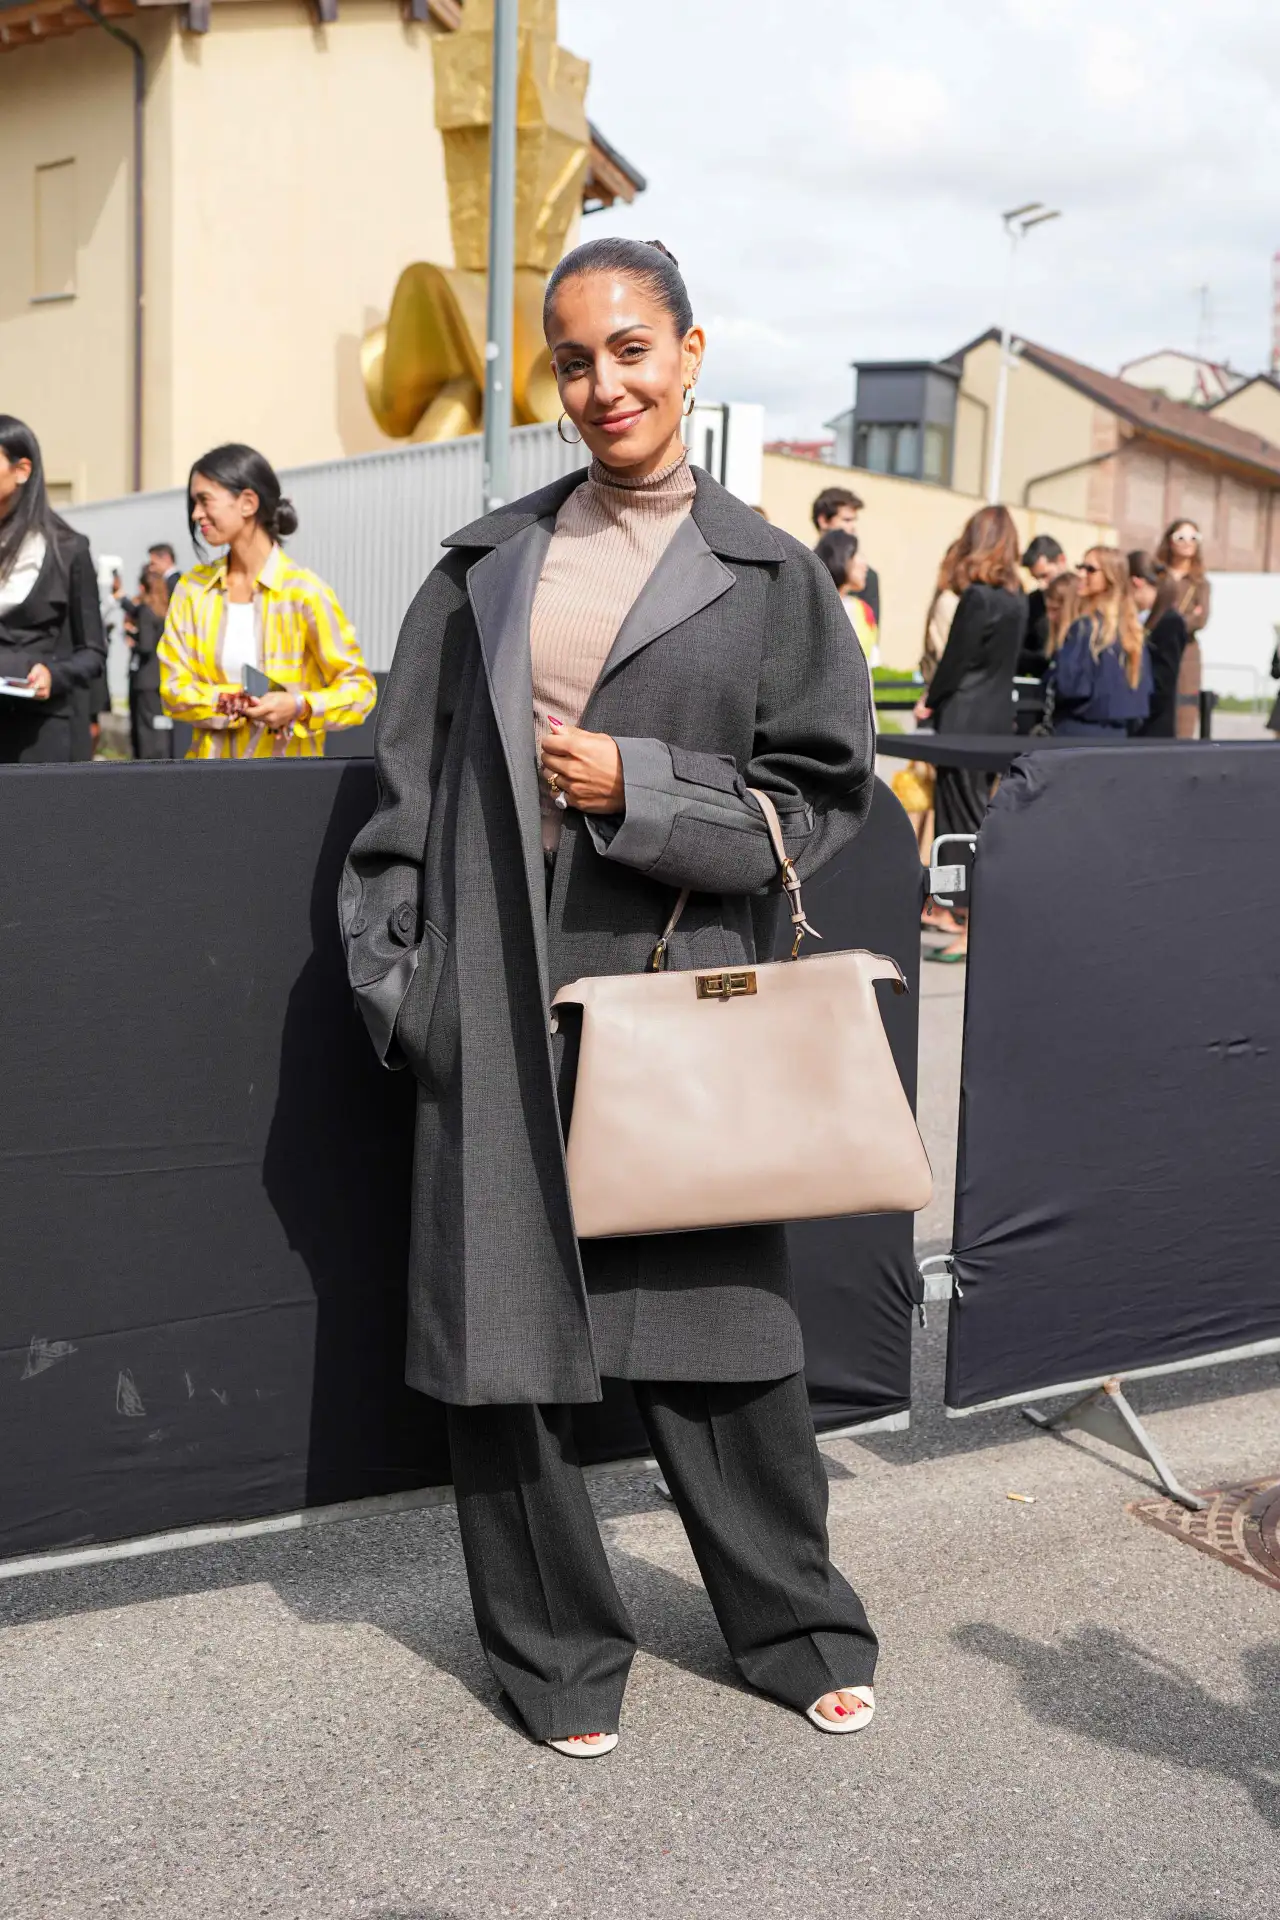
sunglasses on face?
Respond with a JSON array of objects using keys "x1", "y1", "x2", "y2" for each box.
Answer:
[{"x1": 1077, "y1": 563, "x2": 1103, "y2": 577}]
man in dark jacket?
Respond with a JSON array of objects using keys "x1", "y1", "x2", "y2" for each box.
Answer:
[
  {"x1": 1019, "y1": 534, "x2": 1070, "y2": 676},
  {"x1": 812, "y1": 485, "x2": 880, "y2": 625}
]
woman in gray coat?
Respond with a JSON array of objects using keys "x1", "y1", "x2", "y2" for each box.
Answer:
[{"x1": 341, "y1": 239, "x2": 880, "y2": 1756}]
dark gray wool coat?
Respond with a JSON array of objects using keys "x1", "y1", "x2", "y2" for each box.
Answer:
[{"x1": 340, "y1": 465, "x2": 875, "y2": 1406}]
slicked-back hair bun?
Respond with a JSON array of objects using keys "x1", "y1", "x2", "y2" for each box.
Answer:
[
  {"x1": 543, "y1": 236, "x2": 694, "y2": 339},
  {"x1": 187, "y1": 442, "x2": 298, "y2": 555}
]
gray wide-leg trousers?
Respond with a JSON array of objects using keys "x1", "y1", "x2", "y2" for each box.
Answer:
[{"x1": 446, "y1": 1372, "x2": 877, "y2": 1742}]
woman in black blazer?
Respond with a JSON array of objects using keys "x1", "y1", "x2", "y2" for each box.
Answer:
[
  {"x1": 1128, "y1": 550, "x2": 1187, "y2": 738},
  {"x1": 914, "y1": 506, "x2": 1026, "y2": 959},
  {"x1": 0, "y1": 416, "x2": 107, "y2": 765}
]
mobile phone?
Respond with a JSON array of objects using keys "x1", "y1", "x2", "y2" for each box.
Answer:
[
  {"x1": 0, "y1": 676, "x2": 37, "y2": 700},
  {"x1": 241, "y1": 664, "x2": 283, "y2": 696}
]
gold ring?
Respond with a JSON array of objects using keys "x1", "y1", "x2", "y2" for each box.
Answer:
[{"x1": 547, "y1": 770, "x2": 560, "y2": 797}]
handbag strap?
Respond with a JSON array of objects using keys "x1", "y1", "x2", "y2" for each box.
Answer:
[{"x1": 649, "y1": 787, "x2": 820, "y2": 970}]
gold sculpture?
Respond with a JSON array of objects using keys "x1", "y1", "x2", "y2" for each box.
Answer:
[{"x1": 363, "y1": 0, "x2": 590, "y2": 441}]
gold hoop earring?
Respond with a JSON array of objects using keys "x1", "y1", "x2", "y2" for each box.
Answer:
[
  {"x1": 557, "y1": 414, "x2": 583, "y2": 445},
  {"x1": 682, "y1": 386, "x2": 697, "y2": 418}
]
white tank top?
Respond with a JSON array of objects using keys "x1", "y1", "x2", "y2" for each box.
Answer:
[{"x1": 222, "y1": 599, "x2": 258, "y2": 686}]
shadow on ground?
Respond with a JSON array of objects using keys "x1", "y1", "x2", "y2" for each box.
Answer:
[
  {"x1": 956, "y1": 1621, "x2": 1280, "y2": 1830},
  {"x1": 0, "y1": 1483, "x2": 744, "y2": 1734}
]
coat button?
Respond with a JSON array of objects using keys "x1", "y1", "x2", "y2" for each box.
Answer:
[
  {"x1": 349, "y1": 916, "x2": 367, "y2": 937},
  {"x1": 388, "y1": 902, "x2": 417, "y2": 944}
]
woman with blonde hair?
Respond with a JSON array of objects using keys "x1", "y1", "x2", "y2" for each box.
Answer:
[
  {"x1": 1048, "y1": 547, "x2": 1151, "y2": 736},
  {"x1": 1042, "y1": 569, "x2": 1079, "y2": 655},
  {"x1": 1155, "y1": 519, "x2": 1209, "y2": 738}
]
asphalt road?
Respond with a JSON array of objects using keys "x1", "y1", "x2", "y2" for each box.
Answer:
[{"x1": 2, "y1": 889, "x2": 1276, "y2": 1918}]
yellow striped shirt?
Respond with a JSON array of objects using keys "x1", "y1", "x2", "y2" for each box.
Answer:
[{"x1": 159, "y1": 544, "x2": 376, "y2": 758}]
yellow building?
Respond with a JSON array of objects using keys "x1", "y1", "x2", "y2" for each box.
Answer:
[{"x1": 0, "y1": 0, "x2": 640, "y2": 502}]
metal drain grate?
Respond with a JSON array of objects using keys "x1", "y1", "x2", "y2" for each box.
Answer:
[{"x1": 1128, "y1": 1477, "x2": 1280, "y2": 1594}]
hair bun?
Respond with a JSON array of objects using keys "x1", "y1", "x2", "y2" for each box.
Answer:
[
  {"x1": 645, "y1": 239, "x2": 679, "y2": 268},
  {"x1": 274, "y1": 497, "x2": 299, "y2": 539}
]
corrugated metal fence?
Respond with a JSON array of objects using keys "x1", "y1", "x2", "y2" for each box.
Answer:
[{"x1": 63, "y1": 426, "x2": 588, "y2": 673}]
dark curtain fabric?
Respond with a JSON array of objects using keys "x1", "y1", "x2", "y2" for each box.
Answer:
[
  {"x1": 0, "y1": 708, "x2": 76, "y2": 764},
  {"x1": 0, "y1": 761, "x2": 921, "y2": 1560},
  {"x1": 1017, "y1": 586, "x2": 1049, "y2": 678},
  {"x1": 945, "y1": 743, "x2": 1280, "y2": 1410},
  {"x1": 876, "y1": 733, "x2": 1167, "y2": 774},
  {"x1": 0, "y1": 761, "x2": 427, "y2": 1560}
]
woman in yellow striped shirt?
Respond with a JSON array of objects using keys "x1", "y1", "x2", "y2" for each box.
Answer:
[{"x1": 160, "y1": 444, "x2": 375, "y2": 759}]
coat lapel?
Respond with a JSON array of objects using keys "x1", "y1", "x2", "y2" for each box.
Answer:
[
  {"x1": 467, "y1": 519, "x2": 554, "y2": 989},
  {"x1": 595, "y1": 512, "x2": 734, "y2": 689}
]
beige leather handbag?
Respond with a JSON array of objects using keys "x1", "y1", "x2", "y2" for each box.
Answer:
[{"x1": 552, "y1": 790, "x2": 933, "y2": 1240}]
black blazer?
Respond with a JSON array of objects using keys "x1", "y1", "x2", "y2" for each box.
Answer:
[
  {"x1": 858, "y1": 563, "x2": 880, "y2": 625},
  {"x1": 0, "y1": 523, "x2": 107, "y2": 714},
  {"x1": 1135, "y1": 608, "x2": 1188, "y2": 738},
  {"x1": 128, "y1": 604, "x2": 165, "y2": 694},
  {"x1": 1018, "y1": 586, "x2": 1049, "y2": 677},
  {"x1": 924, "y1": 582, "x2": 1027, "y2": 735}
]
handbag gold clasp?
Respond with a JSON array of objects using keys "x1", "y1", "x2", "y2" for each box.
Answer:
[{"x1": 696, "y1": 969, "x2": 757, "y2": 1001}]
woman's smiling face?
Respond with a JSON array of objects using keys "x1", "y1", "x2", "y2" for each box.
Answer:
[{"x1": 546, "y1": 272, "x2": 703, "y2": 477}]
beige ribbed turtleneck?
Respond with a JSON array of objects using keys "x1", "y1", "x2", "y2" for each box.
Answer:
[{"x1": 531, "y1": 450, "x2": 696, "y2": 850}]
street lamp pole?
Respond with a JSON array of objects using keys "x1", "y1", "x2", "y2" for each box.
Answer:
[
  {"x1": 482, "y1": 0, "x2": 520, "y2": 512},
  {"x1": 987, "y1": 202, "x2": 1061, "y2": 505}
]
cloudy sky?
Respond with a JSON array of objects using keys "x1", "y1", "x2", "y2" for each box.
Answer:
[{"x1": 561, "y1": 0, "x2": 1280, "y2": 439}]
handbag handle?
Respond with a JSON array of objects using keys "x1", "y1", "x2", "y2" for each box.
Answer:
[{"x1": 649, "y1": 787, "x2": 820, "y2": 970}]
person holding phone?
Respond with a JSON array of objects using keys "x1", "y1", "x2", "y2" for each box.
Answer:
[
  {"x1": 159, "y1": 444, "x2": 375, "y2": 759},
  {"x1": 0, "y1": 415, "x2": 108, "y2": 764}
]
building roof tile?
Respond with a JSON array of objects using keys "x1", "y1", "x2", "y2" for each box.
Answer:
[{"x1": 958, "y1": 328, "x2": 1280, "y2": 485}]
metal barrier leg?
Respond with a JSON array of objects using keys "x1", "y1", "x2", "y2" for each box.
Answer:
[{"x1": 1022, "y1": 1377, "x2": 1207, "y2": 1511}]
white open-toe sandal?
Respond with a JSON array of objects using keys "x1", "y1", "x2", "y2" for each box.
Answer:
[
  {"x1": 546, "y1": 1732, "x2": 619, "y2": 1758},
  {"x1": 805, "y1": 1686, "x2": 875, "y2": 1735}
]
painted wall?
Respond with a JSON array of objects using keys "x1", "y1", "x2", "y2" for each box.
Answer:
[
  {"x1": 0, "y1": 4, "x2": 457, "y2": 500},
  {"x1": 1199, "y1": 573, "x2": 1280, "y2": 702},
  {"x1": 165, "y1": 2, "x2": 454, "y2": 480},
  {"x1": 760, "y1": 453, "x2": 1114, "y2": 672},
  {"x1": 1209, "y1": 379, "x2": 1280, "y2": 448},
  {"x1": 1111, "y1": 442, "x2": 1278, "y2": 570},
  {"x1": 0, "y1": 21, "x2": 170, "y2": 500},
  {"x1": 954, "y1": 339, "x2": 1110, "y2": 521},
  {"x1": 952, "y1": 342, "x2": 1280, "y2": 571}
]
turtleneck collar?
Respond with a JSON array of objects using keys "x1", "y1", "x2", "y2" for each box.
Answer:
[{"x1": 587, "y1": 449, "x2": 694, "y2": 495}]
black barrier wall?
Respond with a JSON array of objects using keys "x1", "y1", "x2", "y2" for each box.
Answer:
[
  {"x1": 0, "y1": 763, "x2": 924, "y2": 1558},
  {"x1": 945, "y1": 743, "x2": 1280, "y2": 1411}
]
